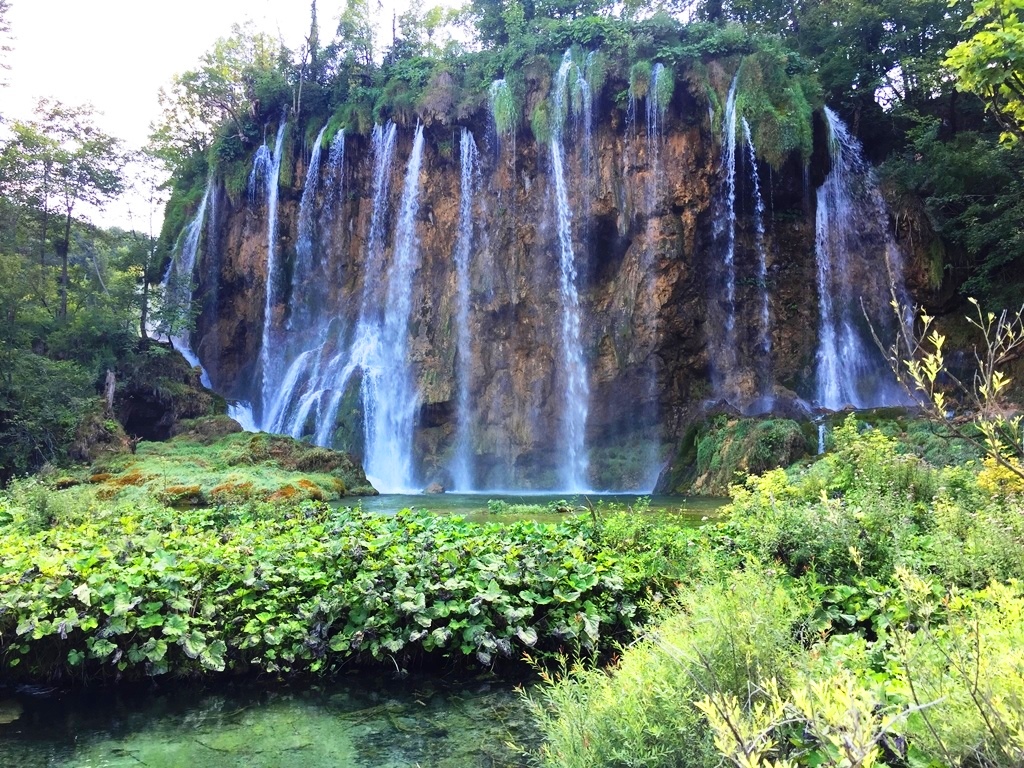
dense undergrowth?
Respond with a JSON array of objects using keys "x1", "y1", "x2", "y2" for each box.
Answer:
[
  {"x1": 0, "y1": 481, "x2": 706, "y2": 684},
  {"x1": 3, "y1": 413, "x2": 1024, "y2": 766},
  {"x1": 528, "y1": 416, "x2": 1024, "y2": 767}
]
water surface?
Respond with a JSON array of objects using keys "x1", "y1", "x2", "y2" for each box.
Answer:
[
  {"x1": 349, "y1": 493, "x2": 726, "y2": 525},
  {"x1": 0, "y1": 674, "x2": 534, "y2": 767}
]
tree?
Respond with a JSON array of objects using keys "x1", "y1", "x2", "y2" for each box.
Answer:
[
  {"x1": 39, "y1": 102, "x2": 124, "y2": 321},
  {"x1": 945, "y1": 0, "x2": 1024, "y2": 143},
  {"x1": 150, "y1": 24, "x2": 287, "y2": 173},
  {"x1": 0, "y1": 101, "x2": 124, "y2": 321}
]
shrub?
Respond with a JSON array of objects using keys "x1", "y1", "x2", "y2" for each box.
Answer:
[{"x1": 527, "y1": 566, "x2": 807, "y2": 768}]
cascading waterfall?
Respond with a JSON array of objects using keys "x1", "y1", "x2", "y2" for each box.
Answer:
[
  {"x1": 322, "y1": 128, "x2": 346, "y2": 211},
  {"x1": 550, "y1": 49, "x2": 591, "y2": 492},
  {"x1": 289, "y1": 123, "x2": 328, "y2": 332},
  {"x1": 742, "y1": 117, "x2": 772, "y2": 395},
  {"x1": 814, "y1": 107, "x2": 908, "y2": 409},
  {"x1": 719, "y1": 75, "x2": 740, "y2": 353},
  {"x1": 361, "y1": 125, "x2": 427, "y2": 492},
  {"x1": 449, "y1": 128, "x2": 480, "y2": 491},
  {"x1": 247, "y1": 143, "x2": 272, "y2": 203},
  {"x1": 162, "y1": 177, "x2": 214, "y2": 388},
  {"x1": 256, "y1": 121, "x2": 287, "y2": 422},
  {"x1": 319, "y1": 128, "x2": 346, "y2": 258},
  {"x1": 309, "y1": 122, "x2": 399, "y2": 446},
  {"x1": 646, "y1": 63, "x2": 666, "y2": 208},
  {"x1": 258, "y1": 124, "x2": 330, "y2": 435}
]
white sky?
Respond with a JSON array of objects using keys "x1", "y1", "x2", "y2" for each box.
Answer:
[{"x1": 3, "y1": 0, "x2": 411, "y2": 229}]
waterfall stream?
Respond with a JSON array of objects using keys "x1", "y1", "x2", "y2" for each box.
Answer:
[
  {"x1": 742, "y1": 117, "x2": 772, "y2": 398},
  {"x1": 551, "y1": 50, "x2": 592, "y2": 492},
  {"x1": 162, "y1": 177, "x2": 214, "y2": 388},
  {"x1": 814, "y1": 107, "x2": 908, "y2": 409},
  {"x1": 449, "y1": 129, "x2": 480, "y2": 491},
  {"x1": 361, "y1": 125, "x2": 426, "y2": 492},
  {"x1": 256, "y1": 121, "x2": 288, "y2": 422}
]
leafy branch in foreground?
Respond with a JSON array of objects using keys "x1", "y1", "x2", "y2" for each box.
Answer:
[{"x1": 867, "y1": 291, "x2": 1024, "y2": 481}]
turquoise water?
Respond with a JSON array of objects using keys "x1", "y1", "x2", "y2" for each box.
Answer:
[
  {"x1": 348, "y1": 492, "x2": 726, "y2": 525},
  {"x1": 0, "y1": 675, "x2": 535, "y2": 767}
]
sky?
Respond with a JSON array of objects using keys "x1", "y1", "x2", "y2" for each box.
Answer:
[{"x1": 3, "y1": 0, "x2": 407, "y2": 229}]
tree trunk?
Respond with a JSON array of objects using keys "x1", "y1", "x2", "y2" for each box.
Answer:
[{"x1": 58, "y1": 211, "x2": 71, "y2": 321}]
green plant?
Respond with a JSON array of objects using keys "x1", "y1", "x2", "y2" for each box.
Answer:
[{"x1": 527, "y1": 566, "x2": 807, "y2": 768}]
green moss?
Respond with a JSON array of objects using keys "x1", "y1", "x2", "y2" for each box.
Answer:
[
  {"x1": 89, "y1": 429, "x2": 371, "y2": 505},
  {"x1": 653, "y1": 63, "x2": 675, "y2": 109},
  {"x1": 629, "y1": 60, "x2": 652, "y2": 100},
  {"x1": 663, "y1": 416, "x2": 811, "y2": 495},
  {"x1": 736, "y1": 47, "x2": 821, "y2": 168},
  {"x1": 531, "y1": 101, "x2": 552, "y2": 145},
  {"x1": 490, "y1": 79, "x2": 518, "y2": 138}
]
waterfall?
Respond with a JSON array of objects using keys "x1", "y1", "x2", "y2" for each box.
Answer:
[
  {"x1": 162, "y1": 177, "x2": 214, "y2": 388},
  {"x1": 322, "y1": 128, "x2": 346, "y2": 211},
  {"x1": 449, "y1": 128, "x2": 480, "y2": 491},
  {"x1": 742, "y1": 117, "x2": 772, "y2": 396},
  {"x1": 362, "y1": 124, "x2": 427, "y2": 492},
  {"x1": 256, "y1": 121, "x2": 288, "y2": 421},
  {"x1": 646, "y1": 63, "x2": 666, "y2": 207},
  {"x1": 290, "y1": 123, "x2": 327, "y2": 332},
  {"x1": 720, "y1": 75, "x2": 739, "y2": 352},
  {"x1": 814, "y1": 107, "x2": 908, "y2": 409},
  {"x1": 310, "y1": 122, "x2": 399, "y2": 445},
  {"x1": 247, "y1": 143, "x2": 272, "y2": 203},
  {"x1": 258, "y1": 125, "x2": 330, "y2": 434},
  {"x1": 551, "y1": 50, "x2": 591, "y2": 492}
]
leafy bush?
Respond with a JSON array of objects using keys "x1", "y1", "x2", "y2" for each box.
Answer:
[
  {"x1": 527, "y1": 566, "x2": 807, "y2": 768},
  {"x1": 0, "y1": 499, "x2": 696, "y2": 682}
]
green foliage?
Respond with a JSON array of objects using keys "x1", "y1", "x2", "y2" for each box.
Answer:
[
  {"x1": 528, "y1": 566, "x2": 807, "y2": 768},
  {"x1": 0, "y1": 351, "x2": 94, "y2": 483},
  {"x1": 883, "y1": 119, "x2": 1024, "y2": 305},
  {"x1": 0, "y1": 496, "x2": 695, "y2": 681},
  {"x1": 727, "y1": 415, "x2": 1024, "y2": 587},
  {"x1": 945, "y1": 0, "x2": 1024, "y2": 144},
  {"x1": 629, "y1": 60, "x2": 652, "y2": 100},
  {"x1": 489, "y1": 78, "x2": 519, "y2": 138},
  {"x1": 665, "y1": 416, "x2": 810, "y2": 495}
]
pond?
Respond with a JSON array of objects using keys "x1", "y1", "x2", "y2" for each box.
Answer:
[
  {"x1": 0, "y1": 674, "x2": 535, "y2": 767},
  {"x1": 348, "y1": 492, "x2": 726, "y2": 525}
]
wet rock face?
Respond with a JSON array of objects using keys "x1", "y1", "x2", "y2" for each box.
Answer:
[{"x1": 188, "y1": 76, "x2": 915, "y2": 490}]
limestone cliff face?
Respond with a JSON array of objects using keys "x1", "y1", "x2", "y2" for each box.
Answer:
[{"x1": 186, "y1": 69, "x2": 900, "y2": 491}]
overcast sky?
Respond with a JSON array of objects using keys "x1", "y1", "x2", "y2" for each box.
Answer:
[{"x1": 3, "y1": 0, "x2": 411, "y2": 228}]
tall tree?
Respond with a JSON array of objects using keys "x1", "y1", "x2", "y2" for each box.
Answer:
[
  {"x1": 150, "y1": 24, "x2": 286, "y2": 173},
  {"x1": 0, "y1": 100, "x2": 124, "y2": 321},
  {"x1": 945, "y1": 0, "x2": 1024, "y2": 143}
]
